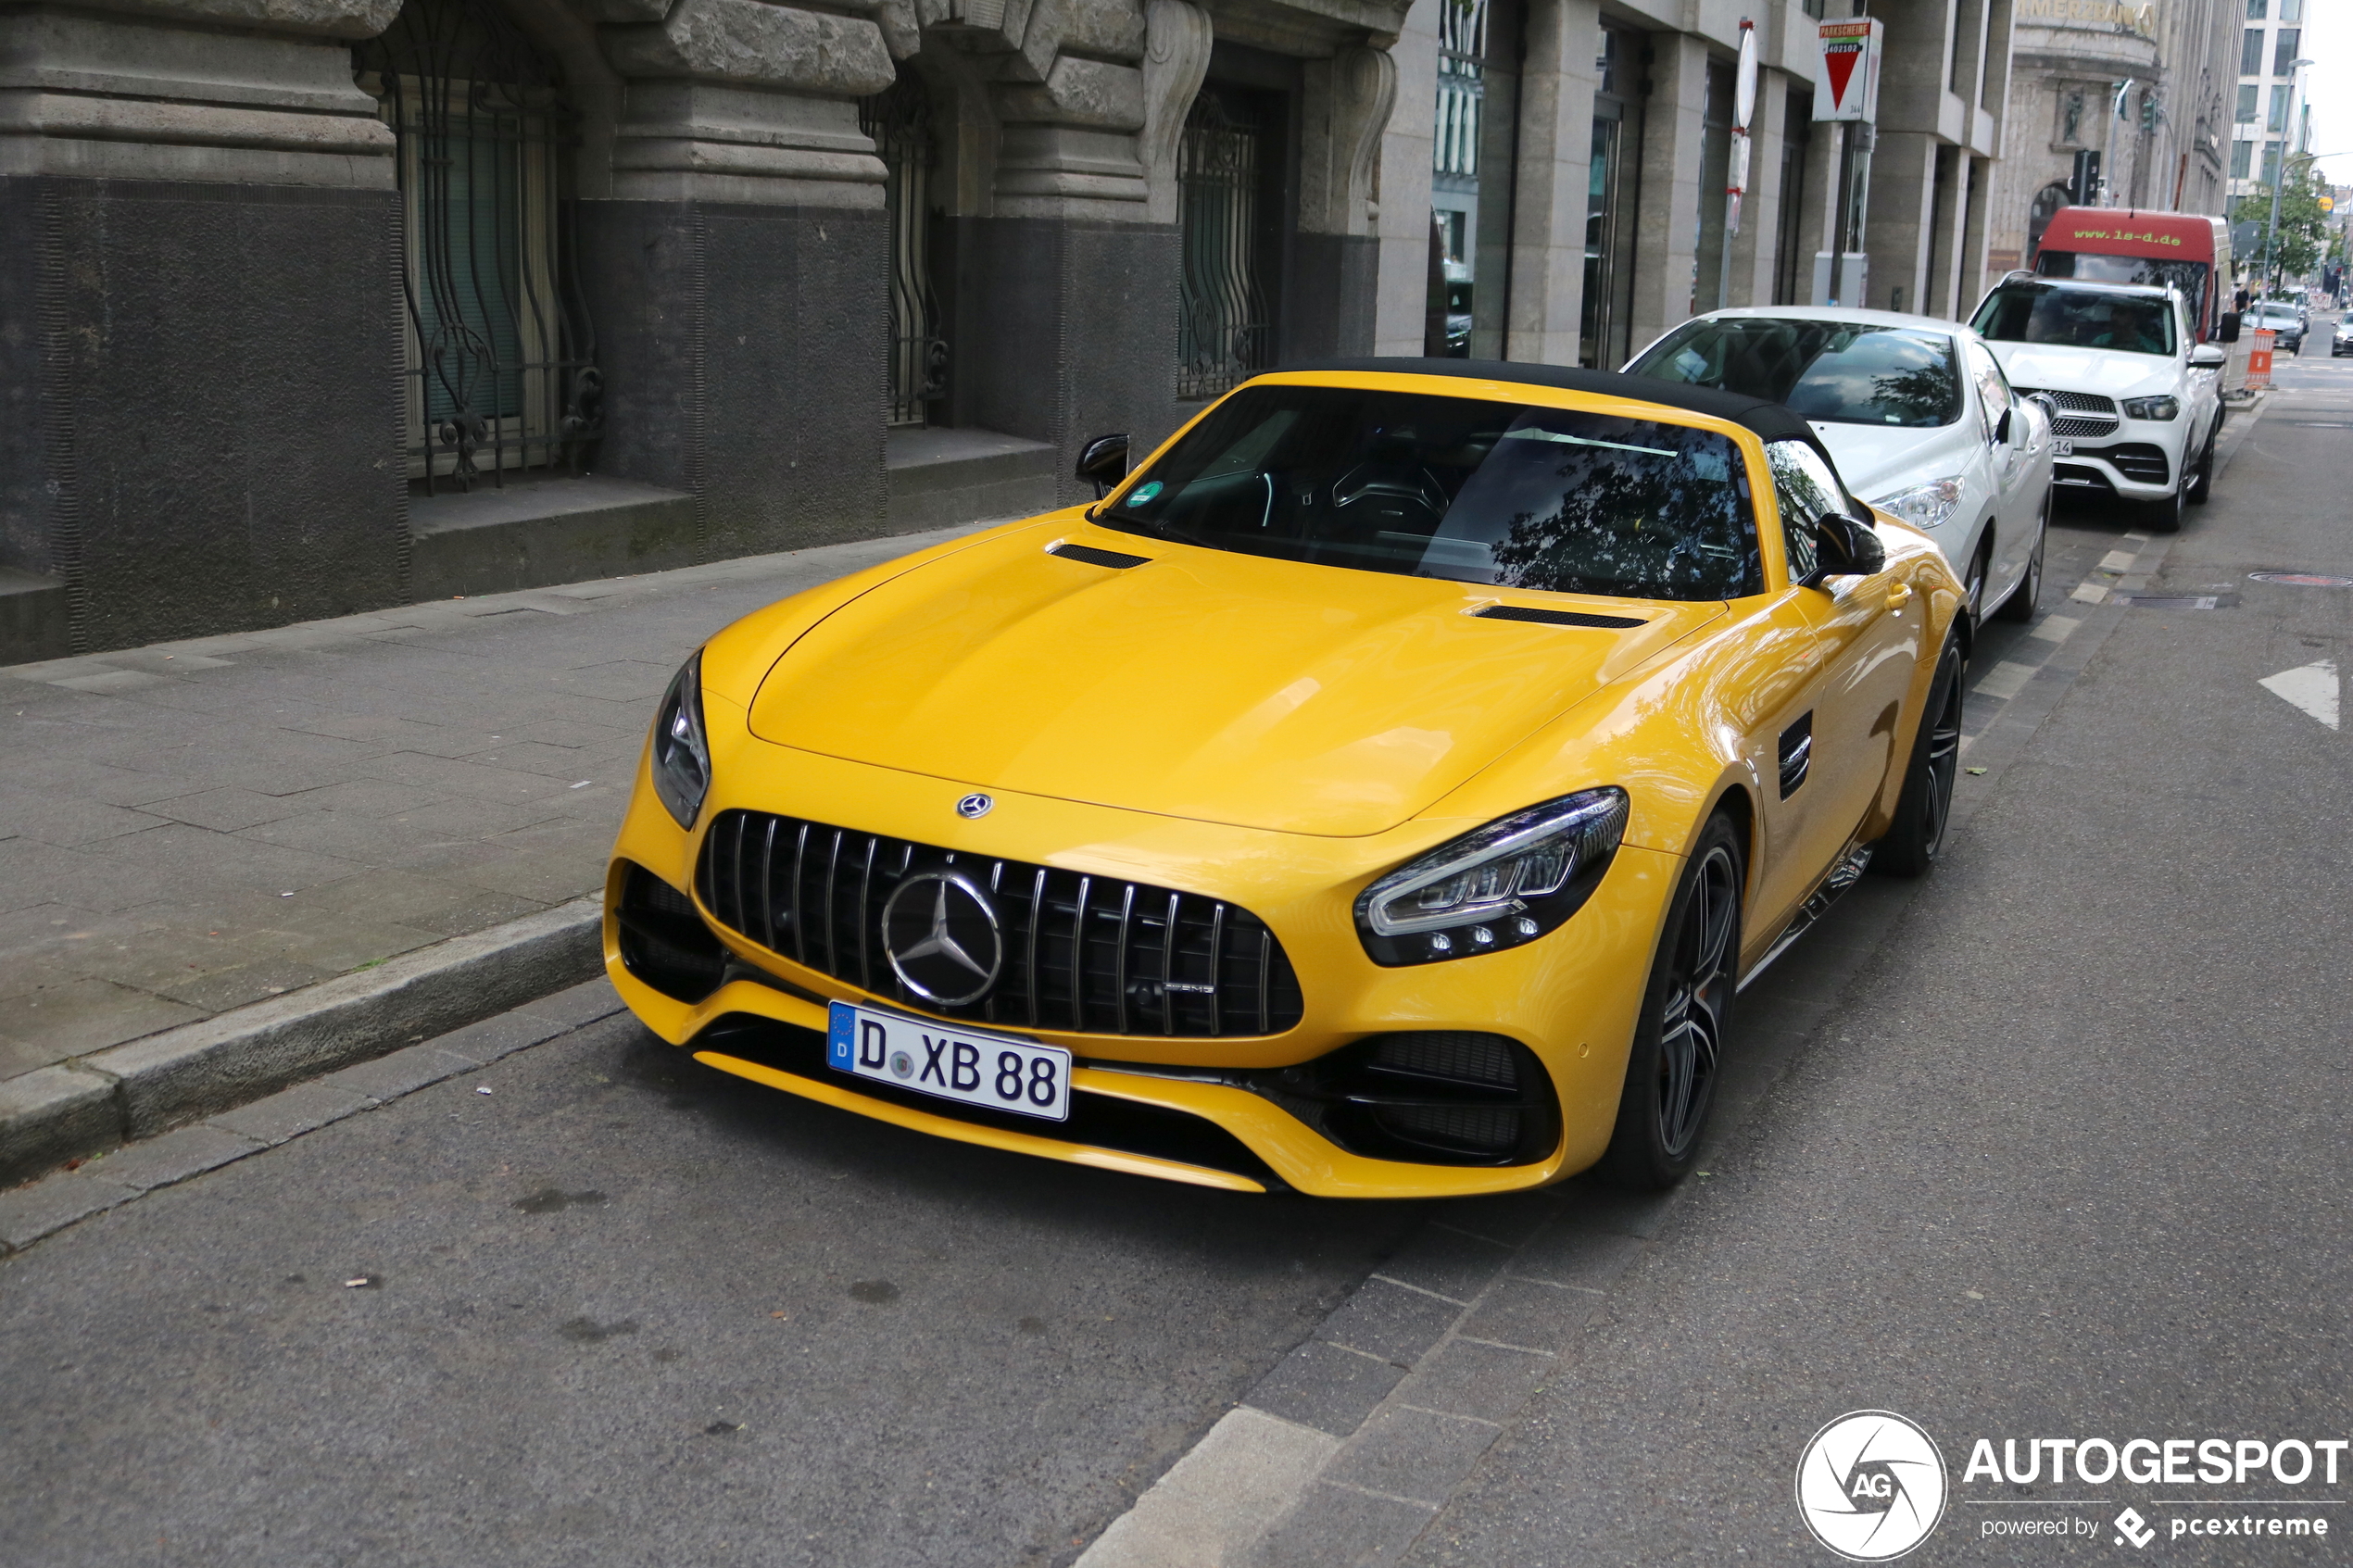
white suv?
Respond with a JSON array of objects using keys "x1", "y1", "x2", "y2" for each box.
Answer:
[{"x1": 1968, "y1": 278, "x2": 2226, "y2": 531}]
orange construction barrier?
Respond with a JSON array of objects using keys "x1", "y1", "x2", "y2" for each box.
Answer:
[{"x1": 2246, "y1": 329, "x2": 2274, "y2": 389}]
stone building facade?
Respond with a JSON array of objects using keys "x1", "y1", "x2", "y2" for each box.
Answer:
[
  {"x1": 1982, "y1": 0, "x2": 2238, "y2": 279},
  {"x1": 0, "y1": 0, "x2": 1406, "y2": 659},
  {"x1": 1366, "y1": 0, "x2": 2019, "y2": 369}
]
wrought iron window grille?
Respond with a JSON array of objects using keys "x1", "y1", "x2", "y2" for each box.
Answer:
[
  {"x1": 860, "y1": 79, "x2": 947, "y2": 429},
  {"x1": 358, "y1": 0, "x2": 601, "y2": 494},
  {"x1": 1177, "y1": 88, "x2": 1276, "y2": 402}
]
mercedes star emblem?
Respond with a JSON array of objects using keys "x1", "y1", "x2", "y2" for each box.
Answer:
[
  {"x1": 880, "y1": 871, "x2": 1004, "y2": 1006},
  {"x1": 956, "y1": 793, "x2": 993, "y2": 819}
]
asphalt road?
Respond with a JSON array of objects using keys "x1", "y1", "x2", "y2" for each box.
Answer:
[
  {"x1": 2, "y1": 358, "x2": 2344, "y2": 1567},
  {"x1": 1400, "y1": 342, "x2": 2353, "y2": 1563}
]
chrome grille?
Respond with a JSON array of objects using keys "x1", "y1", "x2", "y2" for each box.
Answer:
[
  {"x1": 2017, "y1": 386, "x2": 2120, "y2": 439},
  {"x1": 694, "y1": 809, "x2": 1304, "y2": 1037}
]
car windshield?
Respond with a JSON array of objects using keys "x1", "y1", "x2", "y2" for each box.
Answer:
[
  {"x1": 1099, "y1": 386, "x2": 1761, "y2": 602},
  {"x1": 2037, "y1": 252, "x2": 2209, "y2": 324},
  {"x1": 1624, "y1": 319, "x2": 1963, "y2": 428},
  {"x1": 2257, "y1": 305, "x2": 2300, "y2": 322},
  {"x1": 1970, "y1": 284, "x2": 2177, "y2": 357}
]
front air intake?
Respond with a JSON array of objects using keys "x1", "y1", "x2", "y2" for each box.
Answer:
[
  {"x1": 1252, "y1": 1031, "x2": 1560, "y2": 1167},
  {"x1": 695, "y1": 810, "x2": 1304, "y2": 1038}
]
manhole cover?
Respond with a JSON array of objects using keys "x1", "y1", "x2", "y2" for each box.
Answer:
[
  {"x1": 2248, "y1": 571, "x2": 2353, "y2": 588},
  {"x1": 2121, "y1": 594, "x2": 2233, "y2": 609}
]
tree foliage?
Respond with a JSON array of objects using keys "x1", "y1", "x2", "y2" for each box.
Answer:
[{"x1": 2234, "y1": 169, "x2": 2334, "y2": 282}]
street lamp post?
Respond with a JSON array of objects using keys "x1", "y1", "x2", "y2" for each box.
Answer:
[{"x1": 2262, "y1": 56, "x2": 2317, "y2": 298}]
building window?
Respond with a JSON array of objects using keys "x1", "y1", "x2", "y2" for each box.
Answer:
[
  {"x1": 1773, "y1": 90, "x2": 1813, "y2": 306},
  {"x1": 2268, "y1": 84, "x2": 2290, "y2": 132},
  {"x1": 358, "y1": 0, "x2": 599, "y2": 493},
  {"x1": 2262, "y1": 141, "x2": 2282, "y2": 183},
  {"x1": 2246, "y1": 0, "x2": 2266, "y2": 16},
  {"x1": 1428, "y1": 0, "x2": 1485, "y2": 358},
  {"x1": 2232, "y1": 139, "x2": 2254, "y2": 179},
  {"x1": 1177, "y1": 86, "x2": 1277, "y2": 401},
  {"x1": 2237, "y1": 85, "x2": 2258, "y2": 123},
  {"x1": 861, "y1": 80, "x2": 945, "y2": 429},
  {"x1": 2279, "y1": 0, "x2": 2300, "y2": 19},
  {"x1": 2242, "y1": 28, "x2": 2266, "y2": 74},
  {"x1": 2273, "y1": 29, "x2": 2299, "y2": 75},
  {"x1": 1579, "y1": 26, "x2": 1640, "y2": 368}
]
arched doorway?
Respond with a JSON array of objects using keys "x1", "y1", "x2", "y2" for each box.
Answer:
[
  {"x1": 860, "y1": 77, "x2": 947, "y2": 429},
  {"x1": 358, "y1": 0, "x2": 601, "y2": 492}
]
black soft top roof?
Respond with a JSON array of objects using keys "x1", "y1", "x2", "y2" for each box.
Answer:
[{"x1": 1275, "y1": 357, "x2": 1852, "y2": 499}]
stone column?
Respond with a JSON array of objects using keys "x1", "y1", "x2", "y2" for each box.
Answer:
[
  {"x1": 1864, "y1": 131, "x2": 1937, "y2": 314},
  {"x1": 1370, "y1": 0, "x2": 1440, "y2": 356},
  {"x1": 1499, "y1": 0, "x2": 1598, "y2": 366},
  {"x1": 935, "y1": 0, "x2": 1196, "y2": 499},
  {"x1": 0, "y1": 0, "x2": 406, "y2": 654},
  {"x1": 1625, "y1": 30, "x2": 1708, "y2": 356},
  {"x1": 584, "y1": 0, "x2": 898, "y2": 556},
  {"x1": 1289, "y1": 43, "x2": 1395, "y2": 358}
]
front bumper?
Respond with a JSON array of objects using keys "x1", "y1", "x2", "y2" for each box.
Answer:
[
  {"x1": 604, "y1": 734, "x2": 1678, "y2": 1199},
  {"x1": 2052, "y1": 430, "x2": 2183, "y2": 499}
]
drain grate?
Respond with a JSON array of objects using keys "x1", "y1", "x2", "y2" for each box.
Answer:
[{"x1": 2120, "y1": 594, "x2": 2235, "y2": 610}]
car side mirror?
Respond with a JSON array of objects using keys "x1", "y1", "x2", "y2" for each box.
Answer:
[
  {"x1": 1994, "y1": 408, "x2": 2014, "y2": 445},
  {"x1": 2218, "y1": 311, "x2": 2241, "y2": 344},
  {"x1": 1806, "y1": 512, "x2": 1887, "y2": 585},
  {"x1": 2189, "y1": 343, "x2": 2228, "y2": 370},
  {"x1": 1076, "y1": 433, "x2": 1129, "y2": 499}
]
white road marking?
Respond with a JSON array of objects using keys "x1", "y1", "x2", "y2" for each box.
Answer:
[
  {"x1": 2070, "y1": 583, "x2": 2108, "y2": 605},
  {"x1": 2120, "y1": 533, "x2": 2151, "y2": 547},
  {"x1": 2259, "y1": 660, "x2": 2340, "y2": 731},
  {"x1": 1973, "y1": 661, "x2": 2039, "y2": 700},
  {"x1": 2097, "y1": 549, "x2": 2138, "y2": 573},
  {"x1": 2029, "y1": 614, "x2": 2082, "y2": 643}
]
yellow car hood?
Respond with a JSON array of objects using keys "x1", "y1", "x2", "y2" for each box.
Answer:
[{"x1": 747, "y1": 523, "x2": 1723, "y2": 837}]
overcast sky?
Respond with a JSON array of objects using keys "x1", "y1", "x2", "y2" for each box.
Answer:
[{"x1": 2301, "y1": 0, "x2": 2353, "y2": 190}]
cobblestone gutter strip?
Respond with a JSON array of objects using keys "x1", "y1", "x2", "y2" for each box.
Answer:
[{"x1": 0, "y1": 898, "x2": 600, "y2": 1187}]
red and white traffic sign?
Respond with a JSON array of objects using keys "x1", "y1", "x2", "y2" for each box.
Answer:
[{"x1": 1814, "y1": 18, "x2": 1882, "y2": 122}]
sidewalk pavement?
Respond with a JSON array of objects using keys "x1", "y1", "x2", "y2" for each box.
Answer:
[{"x1": 0, "y1": 521, "x2": 988, "y2": 1180}]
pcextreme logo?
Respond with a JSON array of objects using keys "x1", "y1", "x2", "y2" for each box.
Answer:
[
  {"x1": 1796, "y1": 1411, "x2": 1950, "y2": 1561},
  {"x1": 1795, "y1": 1414, "x2": 2348, "y2": 1556}
]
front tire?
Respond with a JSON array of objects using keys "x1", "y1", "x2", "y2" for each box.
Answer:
[
  {"x1": 1596, "y1": 815, "x2": 1743, "y2": 1190},
  {"x1": 2185, "y1": 420, "x2": 2219, "y2": 505},
  {"x1": 2139, "y1": 481, "x2": 2183, "y2": 533},
  {"x1": 1991, "y1": 503, "x2": 2046, "y2": 623},
  {"x1": 1872, "y1": 633, "x2": 1964, "y2": 878}
]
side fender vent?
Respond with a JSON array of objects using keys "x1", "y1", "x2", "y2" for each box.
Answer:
[
  {"x1": 1470, "y1": 604, "x2": 1647, "y2": 630},
  {"x1": 1049, "y1": 541, "x2": 1151, "y2": 570}
]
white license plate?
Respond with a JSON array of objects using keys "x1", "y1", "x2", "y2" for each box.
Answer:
[
  {"x1": 826, "y1": 1001, "x2": 1071, "y2": 1122},
  {"x1": 2051, "y1": 438, "x2": 2074, "y2": 457}
]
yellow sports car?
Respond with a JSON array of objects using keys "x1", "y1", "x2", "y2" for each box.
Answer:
[{"x1": 603, "y1": 361, "x2": 1968, "y2": 1198}]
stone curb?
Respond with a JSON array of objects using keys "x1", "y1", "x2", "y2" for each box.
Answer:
[{"x1": 0, "y1": 897, "x2": 603, "y2": 1188}]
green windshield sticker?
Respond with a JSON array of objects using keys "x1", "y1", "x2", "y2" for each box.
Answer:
[{"x1": 1126, "y1": 481, "x2": 1164, "y2": 506}]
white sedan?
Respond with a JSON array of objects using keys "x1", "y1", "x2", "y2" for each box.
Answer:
[{"x1": 1624, "y1": 307, "x2": 2056, "y2": 625}]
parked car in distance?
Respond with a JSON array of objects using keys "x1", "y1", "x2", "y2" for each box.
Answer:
[
  {"x1": 2249, "y1": 300, "x2": 2306, "y2": 354},
  {"x1": 1969, "y1": 278, "x2": 2226, "y2": 532},
  {"x1": 1624, "y1": 307, "x2": 2055, "y2": 626},
  {"x1": 2334, "y1": 316, "x2": 2353, "y2": 358}
]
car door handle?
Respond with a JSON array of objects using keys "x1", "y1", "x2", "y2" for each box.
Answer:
[{"x1": 1886, "y1": 582, "x2": 1913, "y2": 609}]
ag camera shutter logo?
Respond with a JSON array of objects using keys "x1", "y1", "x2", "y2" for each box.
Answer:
[{"x1": 1796, "y1": 1411, "x2": 1949, "y2": 1561}]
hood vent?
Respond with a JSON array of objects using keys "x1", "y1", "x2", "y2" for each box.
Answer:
[
  {"x1": 1470, "y1": 604, "x2": 1646, "y2": 630},
  {"x1": 1049, "y1": 541, "x2": 1151, "y2": 570}
]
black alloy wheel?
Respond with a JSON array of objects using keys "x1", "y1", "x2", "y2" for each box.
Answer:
[
  {"x1": 1597, "y1": 815, "x2": 1743, "y2": 1189},
  {"x1": 2186, "y1": 420, "x2": 2218, "y2": 505},
  {"x1": 1872, "y1": 633, "x2": 1965, "y2": 878},
  {"x1": 1991, "y1": 504, "x2": 2045, "y2": 623}
]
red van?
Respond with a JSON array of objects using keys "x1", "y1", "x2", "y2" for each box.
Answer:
[{"x1": 2032, "y1": 207, "x2": 2233, "y2": 342}]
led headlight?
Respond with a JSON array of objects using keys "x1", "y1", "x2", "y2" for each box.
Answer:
[
  {"x1": 2120, "y1": 395, "x2": 2179, "y2": 420},
  {"x1": 1354, "y1": 788, "x2": 1629, "y2": 966},
  {"x1": 1870, "y1": 477, "x2": 1965, "y2": 532},
  {"x1": 649, "y1": 652, "x2": 711, "y2": 829}
]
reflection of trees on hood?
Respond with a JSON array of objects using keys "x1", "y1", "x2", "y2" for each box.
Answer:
[{"x1": 1487, "y1": 453, "x2": 1743, "y2": 598}]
